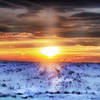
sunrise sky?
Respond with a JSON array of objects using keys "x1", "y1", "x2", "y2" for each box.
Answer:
[{"x1": 0, "y1": 0, "x2": 100, "y2": 62}]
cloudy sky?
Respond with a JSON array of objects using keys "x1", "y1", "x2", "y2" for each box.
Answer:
[{"x1": 0, "y1": 0, "x2": 100, "y2": 62}]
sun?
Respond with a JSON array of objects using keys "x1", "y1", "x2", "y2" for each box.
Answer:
[{"x1": 40, "y1": 46, "x2": 60, "y2": 57}]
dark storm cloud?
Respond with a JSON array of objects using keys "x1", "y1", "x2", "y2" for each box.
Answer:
[
  {"x1": 0, "y1": 0, "x2": 43, "y2": 8},
  {"x1": 57, "y1": 11, "x2": 100, "y2": 38},
  {"x1": 0, "y1": 26, "x2": 9, "y2": 32},
  {"x1": 71, "y1": 12, "x2": 100, "y2": 20},
  {"x1": 2, "y1": 0, "x2": 100, "y2": 8},
  {"x1": 0, "y1": 0, "x2": 100, "y2": 38},
  {"x1": 59, "y1": 31, "x2": 100, "y2": 38},
  {"x1": 1, "y1": 0, "x2": 100, "y2": 10}
]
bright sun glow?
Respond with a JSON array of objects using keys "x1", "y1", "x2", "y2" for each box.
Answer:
[{"x1": 40, "y1": 46, "x2": 60, "y2": 57}]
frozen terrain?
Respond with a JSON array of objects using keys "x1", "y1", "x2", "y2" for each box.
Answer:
[{"x1": 0, "y1": 61, "x2": 100, "y2": 100}]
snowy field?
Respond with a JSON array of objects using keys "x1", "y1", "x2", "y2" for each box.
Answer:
[{"x1": 0, "y1": 61, "x2": 100, "y2": 100}]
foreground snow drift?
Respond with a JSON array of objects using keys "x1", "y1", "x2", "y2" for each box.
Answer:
[{"x1": 0, "y1": 61, "x2": 100, "y2": 100}]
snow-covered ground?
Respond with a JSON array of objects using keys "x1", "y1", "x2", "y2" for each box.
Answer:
[{"x1": 0, "y1": 61, "x2": 100, "y2": 100}]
